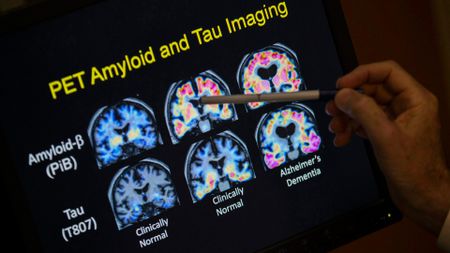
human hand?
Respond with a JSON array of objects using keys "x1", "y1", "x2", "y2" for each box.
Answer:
[{"x1": 326, "y1": 61, "x2": 450, "y2": 235}]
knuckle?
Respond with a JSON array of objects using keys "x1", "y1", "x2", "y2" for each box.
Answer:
[
  {"x1": 353, "y1": 94, "x2": 373, "y2": 109},
  {"x1": 354, "y1": 64, "x2": 365, "y2": 72},
  {"x1": 384, "y1": 60, "x2": 400, "y2": 68},
  {"x1": 348, "y1": 95, "x2": 374, "y2": 116}
]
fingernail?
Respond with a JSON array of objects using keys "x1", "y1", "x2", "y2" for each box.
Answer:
[
  {"x1": 333, "y1": 137, "x2": 339, "y2": 147},
  {"x1": 328, "y1": 122, "x2": 335, "y2": 133},
  {"x1": 336, "y1": 78, "x2": 342, "y2": 88},
  {"x1": 325, "y1": 105, "x2": 332, "y2": 116}
]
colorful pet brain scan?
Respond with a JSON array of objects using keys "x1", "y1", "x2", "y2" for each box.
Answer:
[
  {"x1": 185, "y1": 131, "x2": 255, "y2": 202},
  {"x1": 88, "y1": 98, "x2": 162, "y2": 169},
  {"x1": 256, "y1": 104, "x2": 321, "y2": 170},
  {"x1": 108, "y1": 159, "x2": 178, "y2": 230},
  {"x1": 165, "y1": 71, "x2": 238, "y2": 144},
  {"x1": 237, "y1": 43, "x2": 305, "y2": 110}
]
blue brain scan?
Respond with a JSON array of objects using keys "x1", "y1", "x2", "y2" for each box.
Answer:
[
  {"x1": 256, "y1": 103, "x2": 322, "y2": 170},
  {"x1": 108, "y1": 158, "x2": 179, "y2": 230},
  {"x1": 237, "y1": 43, "x2": 306, "y2": 110},
  {"x1": 165, "y1": 71, "x2": 238, "y2": 144},
  {"x1": 88, "y1": 98, "x2": 162, "y2": 169},
  {"x1": 185, "y1": 131, "x2": 255, "y2": 203}
]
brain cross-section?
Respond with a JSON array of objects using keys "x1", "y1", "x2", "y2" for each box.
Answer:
[
  {"x1": 90, "y1": 43, "x2": 318, "y2": 230},
  {"x1": 88, "y1": 98, "x2": 162, "y2": 169},
  {"x1": 256, "y1": 103, "x2": 321, "y2": 170},
  {"x1": 185, "y1": 131, "x2": 255, "y2": 203},
  {"x1": 165, "y1": 71, "x2": 238, "y2": 144},
  {"x1": 108, "y1": 159, "x2": 179, "y2": 230},
  {"x1": 237, "y1": 43, "x2": 305, "y2": 110}
]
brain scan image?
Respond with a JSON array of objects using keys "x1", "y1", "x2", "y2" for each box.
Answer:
[
  {"x1": 237, "y1": 43, "x2": 305, "y2": 110},
  {"x1": 256, "y1": 104, "x2": 321, "y2": 170},
  {"x1": 88, "y1": 98, "x2": 162, "y2": 169},
  {"x1": 165, "y1": 71, "x2": 238, "y2": 144},
  {"x1": 108, "y1": 159, "x2": 179, "y2": 230},
  {"x1": 185, "y1": 131, "x2": 255, "y2": 203}
]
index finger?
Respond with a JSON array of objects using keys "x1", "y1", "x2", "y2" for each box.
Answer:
[{"x1": 336, "y1": 61, "x2": 422, "y2": 95}]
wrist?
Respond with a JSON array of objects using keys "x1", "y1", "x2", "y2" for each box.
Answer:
[
  {"x1": 438, "y1": 209, "x2": 450, "y2": 250},
  {"x1": 408, "y1": 165, "x2": 450, "y2": 235},
  {"x1": 433, "y1": 167, "x2": 450, "y2": 233}
]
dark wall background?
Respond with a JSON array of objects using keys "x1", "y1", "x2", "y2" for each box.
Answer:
[{"x1": 332, "y1": 1, "x2": 449, "y2": 252}]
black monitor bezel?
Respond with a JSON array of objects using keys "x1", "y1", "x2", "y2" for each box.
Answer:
[{"x1": 0, "y1": 0, "x2": 402, "y2": 252}]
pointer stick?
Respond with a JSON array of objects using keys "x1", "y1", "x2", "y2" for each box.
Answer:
[{"x1": 200, "y1": 90, "x2": 339, "y2": 105}]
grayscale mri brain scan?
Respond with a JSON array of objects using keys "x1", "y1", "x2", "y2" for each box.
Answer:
[{"x1": 108, "y1": 158, "x2": 178, "y2": 230}]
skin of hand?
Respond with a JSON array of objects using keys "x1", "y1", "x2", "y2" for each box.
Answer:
[{"x1": 326, "y1": 61, "x2": 450, "y2": 235}]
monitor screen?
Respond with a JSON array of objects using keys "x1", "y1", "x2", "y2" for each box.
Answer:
[{"x1": 0, "y1": 0, "x2": 387, "y2": 252}]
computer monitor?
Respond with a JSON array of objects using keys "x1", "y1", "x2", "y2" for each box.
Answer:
[{"x1": 0, "y1": 0, "x2": 401, "y2": 252}]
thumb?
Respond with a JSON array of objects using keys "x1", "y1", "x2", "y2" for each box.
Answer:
[{"x1": 334, "y1": 88, "x2": 396, "y2": 147}]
